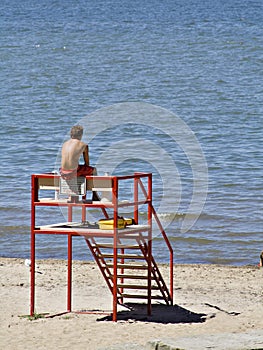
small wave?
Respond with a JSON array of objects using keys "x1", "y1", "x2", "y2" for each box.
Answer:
[
  {"x1": 139, "y1": 210, "x2": 230, "y2": 222},
  {"x1": 0, "y1": 225, "x2": 30, "y2": 233},
  {"x1": 166, "y1": 236, "x2": 215, "y2": 244},
  {"x1": 138, "y1": 211, "x2": 185, "y2": 221}
]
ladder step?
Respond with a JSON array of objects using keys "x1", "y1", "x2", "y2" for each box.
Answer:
[
  {"x1": 93, "y1": 244, "x2": 140, "y2": 249},
  {"x1": 104, "y1": 263, "x2": 148, "y2": 270},
  {"x1": 115, "y1": 274, "x2": 155, "y2": 280},
  {"x1": 117, "y1": 284, "x2": 159, "y2": 290},
  {"x1": 98, "y1": 253, "x2": 145, "y2": 260},
  {"x1": 120, "y1": 293, "x2": 164, "y2": 300}
]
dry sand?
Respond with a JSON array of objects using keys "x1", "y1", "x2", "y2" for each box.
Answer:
[{"x1": 0, "y1": 257, "x2": 263, "y2": 349}]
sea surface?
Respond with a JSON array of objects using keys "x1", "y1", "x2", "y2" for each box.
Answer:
[{"x1": 1, "y1": 0, "x2": 262, "y2": 265}]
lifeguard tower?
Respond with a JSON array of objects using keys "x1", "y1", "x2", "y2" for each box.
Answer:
[{"x1": 30, "y1": 172, "x2": 173, "y2": 321}]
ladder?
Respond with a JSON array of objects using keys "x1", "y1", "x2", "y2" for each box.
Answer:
[
  {"x1": 84, "y1": 173, "x2": 174, "y2": 321},
  {"x1": 85, "y1": 230, "x2": 173, "y2": 318}
]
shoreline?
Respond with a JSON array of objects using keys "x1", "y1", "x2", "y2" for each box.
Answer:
[
  {"x1": 1, "y1": 254, "x2": 259, "y2": 267},
  {"x1": 5, "y1": 255, "x2": 255, "y2": 264},
  {"x1": 1, "y1": 257, "x2": 263, "y2": 349}
]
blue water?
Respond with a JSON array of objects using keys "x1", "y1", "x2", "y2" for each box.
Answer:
[{"x1": 1, "y1": 0, "x2": 262, "y2": 265}]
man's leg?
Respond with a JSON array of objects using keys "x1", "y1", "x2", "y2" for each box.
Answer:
[
  {"x1": 77, "y1": 165, "x2": 101, "y2": 201},
  {"x1": 91, "y1": 168, "x2": 101, "y2": 201}
]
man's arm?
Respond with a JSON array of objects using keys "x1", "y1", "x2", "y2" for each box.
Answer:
[{"x1": 82, "y1": 145, "x2": 90, "y2": 166}]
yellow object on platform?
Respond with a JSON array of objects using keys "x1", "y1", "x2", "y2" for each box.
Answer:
[{"x1": 98, "y1": 217, "x2": 133, "y2": 230}]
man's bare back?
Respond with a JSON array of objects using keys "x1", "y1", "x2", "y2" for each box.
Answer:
[
  {"x1": 60, "y1": 125, "x2": 100, "y2": 202},
  {"x1": 61, "y1": 138, "x2": 87, "y2": 170}
]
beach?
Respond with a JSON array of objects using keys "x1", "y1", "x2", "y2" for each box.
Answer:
[
  {"x1": 1, "y1": 257, "x2": 263, "y2": 350},
  {"x1": 1, "y1": 2, "x2": 263, "y2": 348}
]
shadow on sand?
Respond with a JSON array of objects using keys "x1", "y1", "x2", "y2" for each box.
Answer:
[{"x1": 97, "y1": 303, "x2": 207, "y2": 324}]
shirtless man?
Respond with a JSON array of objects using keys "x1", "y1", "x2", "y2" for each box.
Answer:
[{"x1": 60, "y1": 125, "x2": 100, "y2": 201}]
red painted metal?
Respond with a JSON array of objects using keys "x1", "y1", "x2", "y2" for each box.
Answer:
[
  {"x1": 138, "y1": 178, "x2": 174, "y2": 305},
  {"x1": 147, "y1": 174, "x2": 152, "y2": 315},
  {"x1": 85, "y1": 238, "x2": 114, "y2": 293},
  {"x1": 112, "y1": 176, "x2": 118, "y2": 322},
  {"x1": 82, "y1": 206, "x2": 86, "y2": 223},
  {"x1": 30, "y1": 175, "x2": 37, "y2": 316},
  {"x1": 68, "y1": 205, "x2": 73, "y2": 222},
  {"x1": 134, "y1": 175, "x2": 139, "y2": 224},
  {"x1": 101, "y1": 207, "x2": 110, "y2": 219},
  {"x1": 30, "y1": 172, "x2": 173, "y2": 320},
  {"x1": 67, "y1": 234, "x2": 72, "y2": 312}
]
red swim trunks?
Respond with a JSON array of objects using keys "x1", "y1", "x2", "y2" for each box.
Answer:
[
  {"x1": 60, "y1": 165, "x2": 95, "y2": 180},
  {"x1": 76, "y1": 164, "x2": 95, "y2": 177}
]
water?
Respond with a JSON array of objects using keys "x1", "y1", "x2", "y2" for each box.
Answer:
[{"x1": 1, "y1": 0, "x2": 262, "y2": 265}]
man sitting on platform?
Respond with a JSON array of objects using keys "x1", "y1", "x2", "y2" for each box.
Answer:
[{"x1": 60, "y1": 125, "x2": 100, "y2": 202}]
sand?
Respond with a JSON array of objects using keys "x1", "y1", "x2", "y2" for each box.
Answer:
[{"x1": 1, "y1": 257, "x2": 263, "y2": 350}]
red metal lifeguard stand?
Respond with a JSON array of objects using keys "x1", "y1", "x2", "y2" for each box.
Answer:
[{"x1": 30, "y1": 172, "x2": 173, "y2": 321}]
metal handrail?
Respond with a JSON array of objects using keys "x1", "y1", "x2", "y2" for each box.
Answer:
[{"x1": 137, "y1": 178, "x2": 173, "y2": 303}]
